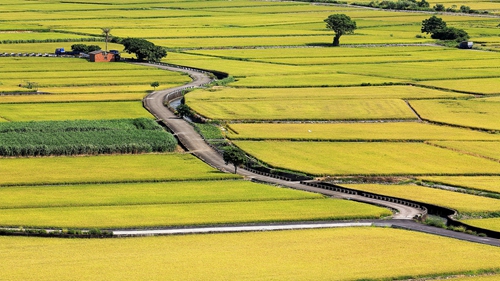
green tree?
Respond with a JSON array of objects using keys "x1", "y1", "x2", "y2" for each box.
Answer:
[
  {"x1": 121, "y1": 38, "x2": 167, "y2": 62},
  {"x1": 324, "y1": 14, "x2": 357, "y2": 46},
  {"x1": 150, "y1": 81, "x2": 160, "y2": 91},
  {"x1": 223, "y1": 146, "x2": 246, "y2": 174},
  {"x1": 421, "y1": 15, "x2": 446, "y2": 34},
  {"x1": 433, "y1": 3, "x2": 445, "y2": 11},
  {"x1": 176, "y1": 104, "x2": 192, "y2": 118},
  {"x1": 431, "y1": 26, "x2": 469, "y2": 41},
  {"x1": 71, "y1": 44, "x2": 88, "y2": 53}
]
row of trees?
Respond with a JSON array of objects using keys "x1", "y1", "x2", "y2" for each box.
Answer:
[{"x1": 362, "y1": 0, "x2": 482, "y2": 14}]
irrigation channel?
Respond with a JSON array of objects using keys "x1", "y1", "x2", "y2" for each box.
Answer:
[{"x1": 133, "y1": 61, "x2": 500, "y2": 246}]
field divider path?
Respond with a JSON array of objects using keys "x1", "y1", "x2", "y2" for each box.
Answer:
[{"x1": 136, "y1": 62, "x2": 500, "y2": 245}]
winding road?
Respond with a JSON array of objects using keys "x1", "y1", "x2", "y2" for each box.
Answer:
[{"x1": 135, "y1": 62, "x2": 500, "y2": 247}]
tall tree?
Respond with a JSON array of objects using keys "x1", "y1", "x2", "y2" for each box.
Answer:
[
  {"x1": 421, "y1": 15, "x2": 446, "y2": 34},
  {"x1": 324, "y1": 14, "x2": 357, "y2": 46},
  {"x1": 121, "y1": 38, "x2": 167, "y2": 62},
  {"x1": 101, "y1": 28, "x2": 112, "y2": 53}
]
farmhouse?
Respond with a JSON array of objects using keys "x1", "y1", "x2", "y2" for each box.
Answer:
[{"x1": 89, "y1": 50, "x2": 120, "y2": 62}]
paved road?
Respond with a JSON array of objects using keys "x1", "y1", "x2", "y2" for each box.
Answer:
[{"x1": 135, "y1": 62, "x2": 500, "y2": 247}]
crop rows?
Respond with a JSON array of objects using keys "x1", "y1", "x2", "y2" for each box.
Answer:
[{"x1": 0, "y1": 118, "x2": 177, "y2": 157}]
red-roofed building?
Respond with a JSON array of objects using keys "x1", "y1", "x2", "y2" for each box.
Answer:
[{"x1": 89, "y1": 50, "x2": 119, "y2": 62}]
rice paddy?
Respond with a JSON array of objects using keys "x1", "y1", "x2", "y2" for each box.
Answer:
[
  {"x1": 418, "y1": 176, "x2": 500, "y2": 194},
  {"x1": 0, "y1": 228, "x2": 500, "y2": 280},
  {"x1": 343, "y1": 184, "x2": 500, "y2": 215},
  {"x1": 462, "y1": 218, "x2": 500, "y2": 232}
]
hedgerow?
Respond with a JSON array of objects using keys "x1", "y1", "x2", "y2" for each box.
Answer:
[{"x1": 0, "y1": 118, "x2": 177, "y2": 156}]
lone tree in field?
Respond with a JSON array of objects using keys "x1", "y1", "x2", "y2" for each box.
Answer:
[
  {"x1": 421, "y1": 15, "x2": 446, "y2": 34},
  {"x1": 324, "y1": 14, "x2": 357, "y2": 46},
  {"x1": 121, "y1": 38, "x2": 167, "y2": 62},
  {"x1": 150, "y1": 81, "x2": 160, "y2": 91},
  {"x1": 101, "y1": 28, "x2": 112, "y2": 53},
  {"x1": 223, "y1": 146, "x2": 246, "y2": 174}
]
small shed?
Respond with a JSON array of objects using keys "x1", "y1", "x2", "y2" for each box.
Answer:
[{"x1": 89, "y1": 50, "x2": 119, "y2": 62}]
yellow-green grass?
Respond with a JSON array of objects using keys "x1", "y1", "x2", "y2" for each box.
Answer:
[
  {"x1": 0, "y1": 93, "x2": 145, "y2": 103},
  {"x1": 0, "y1": 199, "x2": 390, "y2": 229},
  {"x1": 462, "y1": 218, "x2": 500, "y2": 232},
  {"x1": 0, "y1": 180, "x2": 323, "y2": 209},
  {"x1": 409, "y1": 99, "x2": 500, "y2": 131},
  {"x1": 227, "y1": 122, "x2": 500, "y2": 141},
  {"x1": 0, "y1": 32, "x2": 94, "y2": 41},
  {"x1": 0, "y1": 101, "x2": 150, "y2": 121},
  {"x1": 1, "y1": 228, "x2": 500, "y2": 280},
  {"x1": 0, "y1": 154, "x2": 238, "y2": 186},
  {"x1": 233, "y1": 141, "x2": 500, "y2": 175},
  {"x1": 188, "y1": 99, "x2": 416, "y2": 121},
  {"x1": 36, "y1": 85, "x2": 152, "y2": 94},
  {"x1": 188, "y1": 86, "x2": 467, "y2": 102},
  {"x1": 230, "y1": 73, "x2": 406, "y2": 87},
  {"x1": 419, "y1": 176, "x2": 500, "y2": 194},
  {"x1": 185, "y1": 46, "x2": 449, "y2": 59},
  {"x1": 417, "y1": 78, "x2": 500, "y2": 95},
  {"x1": 430, "y1": 141, "x2": 500, "y2": 161},
  {"x1": 343, "y1": 183, "x2": 500, "y2": 214}
]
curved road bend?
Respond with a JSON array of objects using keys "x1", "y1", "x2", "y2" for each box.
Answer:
[{"x1": 136, "y1": 62, "x2": 500, "y2": 246}]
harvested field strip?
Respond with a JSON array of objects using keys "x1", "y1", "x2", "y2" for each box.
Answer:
[
  {"x1": 0, "y1": 180, "x2": 323, "y2": 209},
  {"x1": 417, "y1": 78, "x2": 500, "y2": 95},
  {"x1": 1, "y1": 228, "x2": 500, "y2": 280},
  {"x1": 227, "y1": 123, "x2": 500, "y2": 141},
  {"x1": 418, "y1": 176, "x2": 500, "y2": 194},
  {"x1": 0, "y1": 118, "x2": 177, "y2": 156},
  {"x1": 188, "y1": 99, "x2": 417, "y2": 121},
  {"x1": 0, "y1": 94, "x2": 145, "y2": 103},
  {"x1": 233, "y1": 141, "x2": 500, "y2": 176},
  {"x1": 343, "y1": 183, "x2": 500, "y2": 214},
  {"x1": 187, "y1": 86, "x2": 467, "y2": 102},
  {"x1": 0, "y1": 199, "x2": 391, "y2": 229},
  {"x1": 429, "y1": 141, "x2": 500, "y2": 162},
  {"x1": 0, "y1": 101, "x2": 151, "y2": 121},
  {"x1": 462, "y1": 218, "x2": 500, "y2": 232},
  {"x1": 0, "y1": 154, "x2": 239, "y2": 186},
  {"x1": 409, "y1": 99, "x2": 500, "y2": 131}
]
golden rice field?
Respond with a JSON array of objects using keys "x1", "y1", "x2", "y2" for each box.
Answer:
[
  {"x1": 188, "y1": 99, "x2": 416, "y2": 121},
  {"x1": 417, "y1": 78, "x2": 500, "y2": 95},
  {"x1": 462, "y1": 218, "x2": 500, "y2": 232},
  {"x1": 227, "y1": 122, "x2": 500, "y2": 141},
  {"x1": 0, "y1": 101, "x2": 151, "y2": 121},
  {"x1": 0, "y1": 199, "x2": 390, "y2": 229},
  {"x1": 442, "y1": 275, "x2": 500, "y2": 281},
  {"x1": 429, "y1": 141, "x2": 500, "y2": 161},
  {"x1": 233, "y1": 141, "x2": 500, "y2": 176},
  {"x1": 0, "y1": 154, "x2": 238, "y2": 186},
  {"x1": 1, "y1": 228, "x2": 500, "y2": 280},
  {"x1": 409, "y1": 99, "x2": 500, "y2": 131},
  {"x1": 0, "y1": 93, "x2": 145, "y2": 103},
  {"x1": 418, "y1": 176, "x2": 500, "y2": 194},
  {"x1": 188, "y1": 85, "x2": 465, "y2": 102},
  {"x1": 343, "y1": 183, "x2": 500, "y2": 214},
  {"x1": 0, "y1": 180, "x2": 323, "y2": 209}
]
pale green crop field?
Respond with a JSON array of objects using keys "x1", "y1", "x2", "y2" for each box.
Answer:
[
  {"x1": 419, "y1": 176, "x2": 500, "y2": 194},
  {"x1": 462, "y1": 218, "x2": 500, "y2": 232},
  {"x1": 0, "y1": 101, "x2": 151, "y2": 121},
  {"x1": 410, "y1": 99, "x2": 500, "y2": 131},
  {"x1": 0, "y1": 93, "x2": 145, "y2": 103},
  {"x1": 188, "y1": 99, "x2": 416, "y2": 121},
  {"x1": 0, "y1": 32, "x2": 94, "y2": 41},
  {"x1": 0, "y1": 180, "x2": 323, "y2": 209},
  {"x1": 0, "y1": 154, "x2": 238, "y2": 186},
  {"x1": 417, "y1": 78, "x2": 500, "y2": 95},
  {"x1": 0, "y1": 198, "x2": 390, "y2": 229},
  {"x1": 343, "y1": 183, "x2": 500, "y2": 214},
  {"x1": 233, "y1": 141, "x2": 500, "y2": 175},
  {"x1": 188, "y1": 86, "x2": 466, "y2": 102},
  {"x1": 430, "y1": 141, "x2": 500, "y2": 161},
  {"x1": 1, "y1": 228, "x2": 500, "y2": 280},
  {"x1": 227, "y1": 122, "x2": 500, "y2": 141}
]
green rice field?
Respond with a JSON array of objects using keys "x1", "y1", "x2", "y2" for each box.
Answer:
[
  {"x1": 418, "y1": 176, "x2": 500, "y2": 194},
  {"x1": 462, "y1": 218, "x2": 500, "y2": 232},
  {"x1": 429, "y1": 141, "x2": 500, "y2": 161}
]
